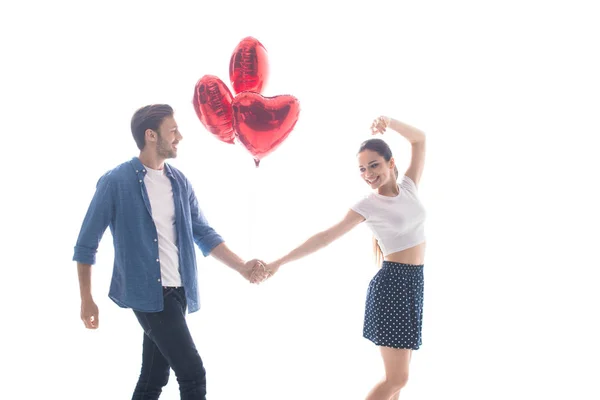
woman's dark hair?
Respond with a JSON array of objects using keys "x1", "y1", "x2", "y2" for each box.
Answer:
[
  {"x1": 131, "y1": 104, "x2": 174, "y2": 150},
  {"x1": 358, "y1": 138, "x2": 398, "y2": 266},
  {"x1": 357, "y1": 137, "x2": 399, "y2": 177}
]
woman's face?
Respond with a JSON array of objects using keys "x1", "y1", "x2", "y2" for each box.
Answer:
[{"x1": 358, "y1": 149, "x2": 394, "y2": 190}]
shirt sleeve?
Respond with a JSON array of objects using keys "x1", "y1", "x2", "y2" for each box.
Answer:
[
  {"x1": 350, "y1": 196, "x2": 371, "y2": 220},
  {"x1": 188, "y1": 183, "x2": 224, "y2": 257},
  {"x1": 72, "y1": 174, "x2": 115, "y2": 265},
  {"x1": 400, "y1": 175, "x2": 418, "y2": 193}
]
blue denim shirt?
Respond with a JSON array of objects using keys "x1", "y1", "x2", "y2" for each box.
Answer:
[{"x1": 73, "y1": 157, "x2": 224, "y2": 313}]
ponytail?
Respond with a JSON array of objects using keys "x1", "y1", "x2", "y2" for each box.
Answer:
[{"x1": 373, "y1": 237, "x2": 384, "y2": 266}]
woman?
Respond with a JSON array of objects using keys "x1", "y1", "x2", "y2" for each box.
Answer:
[{"x1": 263, "y1": 115, "x2": 427, "y2": 400}]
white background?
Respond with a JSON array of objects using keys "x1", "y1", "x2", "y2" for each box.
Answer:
[{"x1": 1, "y1": 0, "x2": 599, "y2": 399}]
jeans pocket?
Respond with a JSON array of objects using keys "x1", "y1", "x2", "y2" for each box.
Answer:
[{"x1": 167, "y1": 287, "x2": 187, "y2": 311}]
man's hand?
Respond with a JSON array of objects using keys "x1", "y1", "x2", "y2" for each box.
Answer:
[
  {"x1": 249, "y1": 259, "x2": 273, "y2": 284},
  {"x1": 81, "y1": 298, "x2": 99, "y2": 329},
  {"x1": 250, "y1": 260, "x2": 281, "y2": 283},
  {"x1": 237, "y1": 259, "x2": 268, "y2": 283}
]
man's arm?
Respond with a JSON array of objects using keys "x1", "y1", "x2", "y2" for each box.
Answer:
[
  {"x1": 188, "y1": 183, "x2": 265, "y2": 282},
  {"x1": 208, "y1": 243, "x2": 264, "y2": 281},
  {"x1": 73, "y1": 175, "x2": 114, "y2": 329},
  {"x1": 77, "y1": 263, "x2": 99, "y2": 329},
  {"x1": 188, "y1": 185, "x2": 225, "y2": 256},
  {"x1": 208, "y1": 242, "x2": 244, "y2": 270},
  {"x1": 73, "y1": 175, "x2": 114, "y2": 265}
]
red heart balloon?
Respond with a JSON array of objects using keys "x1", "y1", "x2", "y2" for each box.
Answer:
[
  {"x1": 232, "y1": 92, "x2": 300, "y2": 167},
  {"x1": 229, "y1": 37, "x2": 269, "y2": 95},
  {"x1": 192, "y1": 75, "x2": 235, "y2": 144}
]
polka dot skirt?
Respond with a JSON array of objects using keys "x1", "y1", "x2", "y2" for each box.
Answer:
[{"x1": 363, "y1": 262, "x2": 424, "y2": 350}]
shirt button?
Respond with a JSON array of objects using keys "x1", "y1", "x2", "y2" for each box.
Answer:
[
  {"x1": 136, "y1": 170, "x2": 139, "y2": 173},
  {"x1": 157, "y1": 278, "x2": 161, "y2": 282},
  {"x1": 154, "y1": 239, "x2": 158, "y2": 242},
  {"x1": 139, "y1": 180, "x2": 142, "y2": 183},
  {"x1": 156, "y1": 258, "x2": 159, "y2": 262}
]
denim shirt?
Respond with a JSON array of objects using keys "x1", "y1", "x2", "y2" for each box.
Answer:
[{"x1": 73, "y1": 157, "x2": 224, "y2": 313}]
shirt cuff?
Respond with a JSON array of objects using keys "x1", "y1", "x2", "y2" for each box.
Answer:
[
  {"x1": 73, "y1": 246, "x2": 97, "y2": 265},
  {"x1": 199, "y1": 234, "x2": 225, "y2": 257}
]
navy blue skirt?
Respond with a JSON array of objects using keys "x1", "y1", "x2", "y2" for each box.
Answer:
[{"x1": 363, "y1": 262, "x2": 424, "y2": 350}]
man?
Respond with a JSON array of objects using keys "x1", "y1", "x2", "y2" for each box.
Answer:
[{"x1": 73, "y1": 104, "x2": 267, "y2": 399}]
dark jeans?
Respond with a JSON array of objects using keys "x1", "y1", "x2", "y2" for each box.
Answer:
[{"x1": 132, "y1": 287, "x2": 206, "y2": 400}]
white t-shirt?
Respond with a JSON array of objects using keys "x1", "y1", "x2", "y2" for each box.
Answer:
[
  {"x1": 351, "y1": 175, "x2": 426, "y2": 256},
  {"x1": 144, "y1": 166, "x2": 182, "y2": 286}
]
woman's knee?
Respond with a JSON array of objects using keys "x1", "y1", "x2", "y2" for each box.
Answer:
[{"x1": 386, "y1": 371, "x2": 409, "y2": 391}]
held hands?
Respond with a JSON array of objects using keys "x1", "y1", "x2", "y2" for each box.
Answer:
[
  {"x1": 238, "y1": 259, "x2": 270, "y2": 284},
  {"x1": 239, "y1": 259, "x2": 282, "y2": 284},
  {"x1": 370, "y1": 116, "x2": 391, "y2": 135},
  {"x1": 251, "y1": 260, "x2": 281, "y2": 284}
]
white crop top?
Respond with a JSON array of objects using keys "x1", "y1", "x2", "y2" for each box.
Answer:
[{"x1": 350, "y1": 175, "x2": 426, "y2": 256}]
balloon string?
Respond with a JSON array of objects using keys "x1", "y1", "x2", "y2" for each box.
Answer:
[{"x1": 248, "y1": 162, "x2": 257, "y2": 257}]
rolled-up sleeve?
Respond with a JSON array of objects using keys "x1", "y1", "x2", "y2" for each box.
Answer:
[
  {"x1": 73, "y1": 175, "x2": 115, "y2": 265},
  {"x1": 189, "y1": 188, "x2": 224, "y2": 257}
]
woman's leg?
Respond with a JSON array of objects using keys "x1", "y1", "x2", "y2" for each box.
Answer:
[
  {"x1": 365, "y1": 347, "x2": 412, "y2": 400},
  {"x1": 388, "y1": 350, "x2": 412, "y2": 399}
]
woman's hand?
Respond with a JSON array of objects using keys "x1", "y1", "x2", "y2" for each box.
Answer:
[
  {"x1": 248, "y1": 259, "x2": 271, "y2": 283},
  {"x1": 370, "y1": 116, "x2": 391, "y2": 135},
  {"x1": 250, "y1": 260, "x2": 281, "y2": 283}
]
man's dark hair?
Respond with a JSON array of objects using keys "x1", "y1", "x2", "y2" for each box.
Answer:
[{"x1": 131, "y1": 104, "x2": 174, "y2": 150}]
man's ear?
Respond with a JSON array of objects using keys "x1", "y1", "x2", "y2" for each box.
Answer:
[{"x1": 146, "y1": 129, "x2": 157, "y2": 142}]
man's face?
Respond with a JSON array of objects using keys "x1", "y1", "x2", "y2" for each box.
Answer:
[{"x1": 155, "y1": 116, "x2": 182, "y2": 159}]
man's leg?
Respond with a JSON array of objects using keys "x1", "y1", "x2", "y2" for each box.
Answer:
[
  {"x1": 132, "y1": 332, "x2": 171, "y2": 399},
  {"x1": 133, "y1": 288, "x2": 206, "y2": 400}
]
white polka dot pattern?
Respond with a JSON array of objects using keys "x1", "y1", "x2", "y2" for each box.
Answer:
[{"x1": 363, "y1": 262, "x2": 424, "y2": 350}]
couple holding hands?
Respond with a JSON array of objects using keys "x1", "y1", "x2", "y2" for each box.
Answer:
[{"x1": 74, "y1": 104, "x2": 427, "y2": 400}]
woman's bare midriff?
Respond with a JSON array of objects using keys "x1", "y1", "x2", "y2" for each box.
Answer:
[{"x1": 384, "y1": 242, "x2": 426, "y2": 265}]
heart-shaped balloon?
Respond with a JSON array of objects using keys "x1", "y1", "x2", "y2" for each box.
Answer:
[
  {"x1": 192, "y1": 75, "x2": 235, "y2": 144},
  {"x1": 232, "y1": 92, "x2": 300, "y2": 166},
  {"x1": 229, "y1": 37, "x2": 269, "y2": 95}
]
